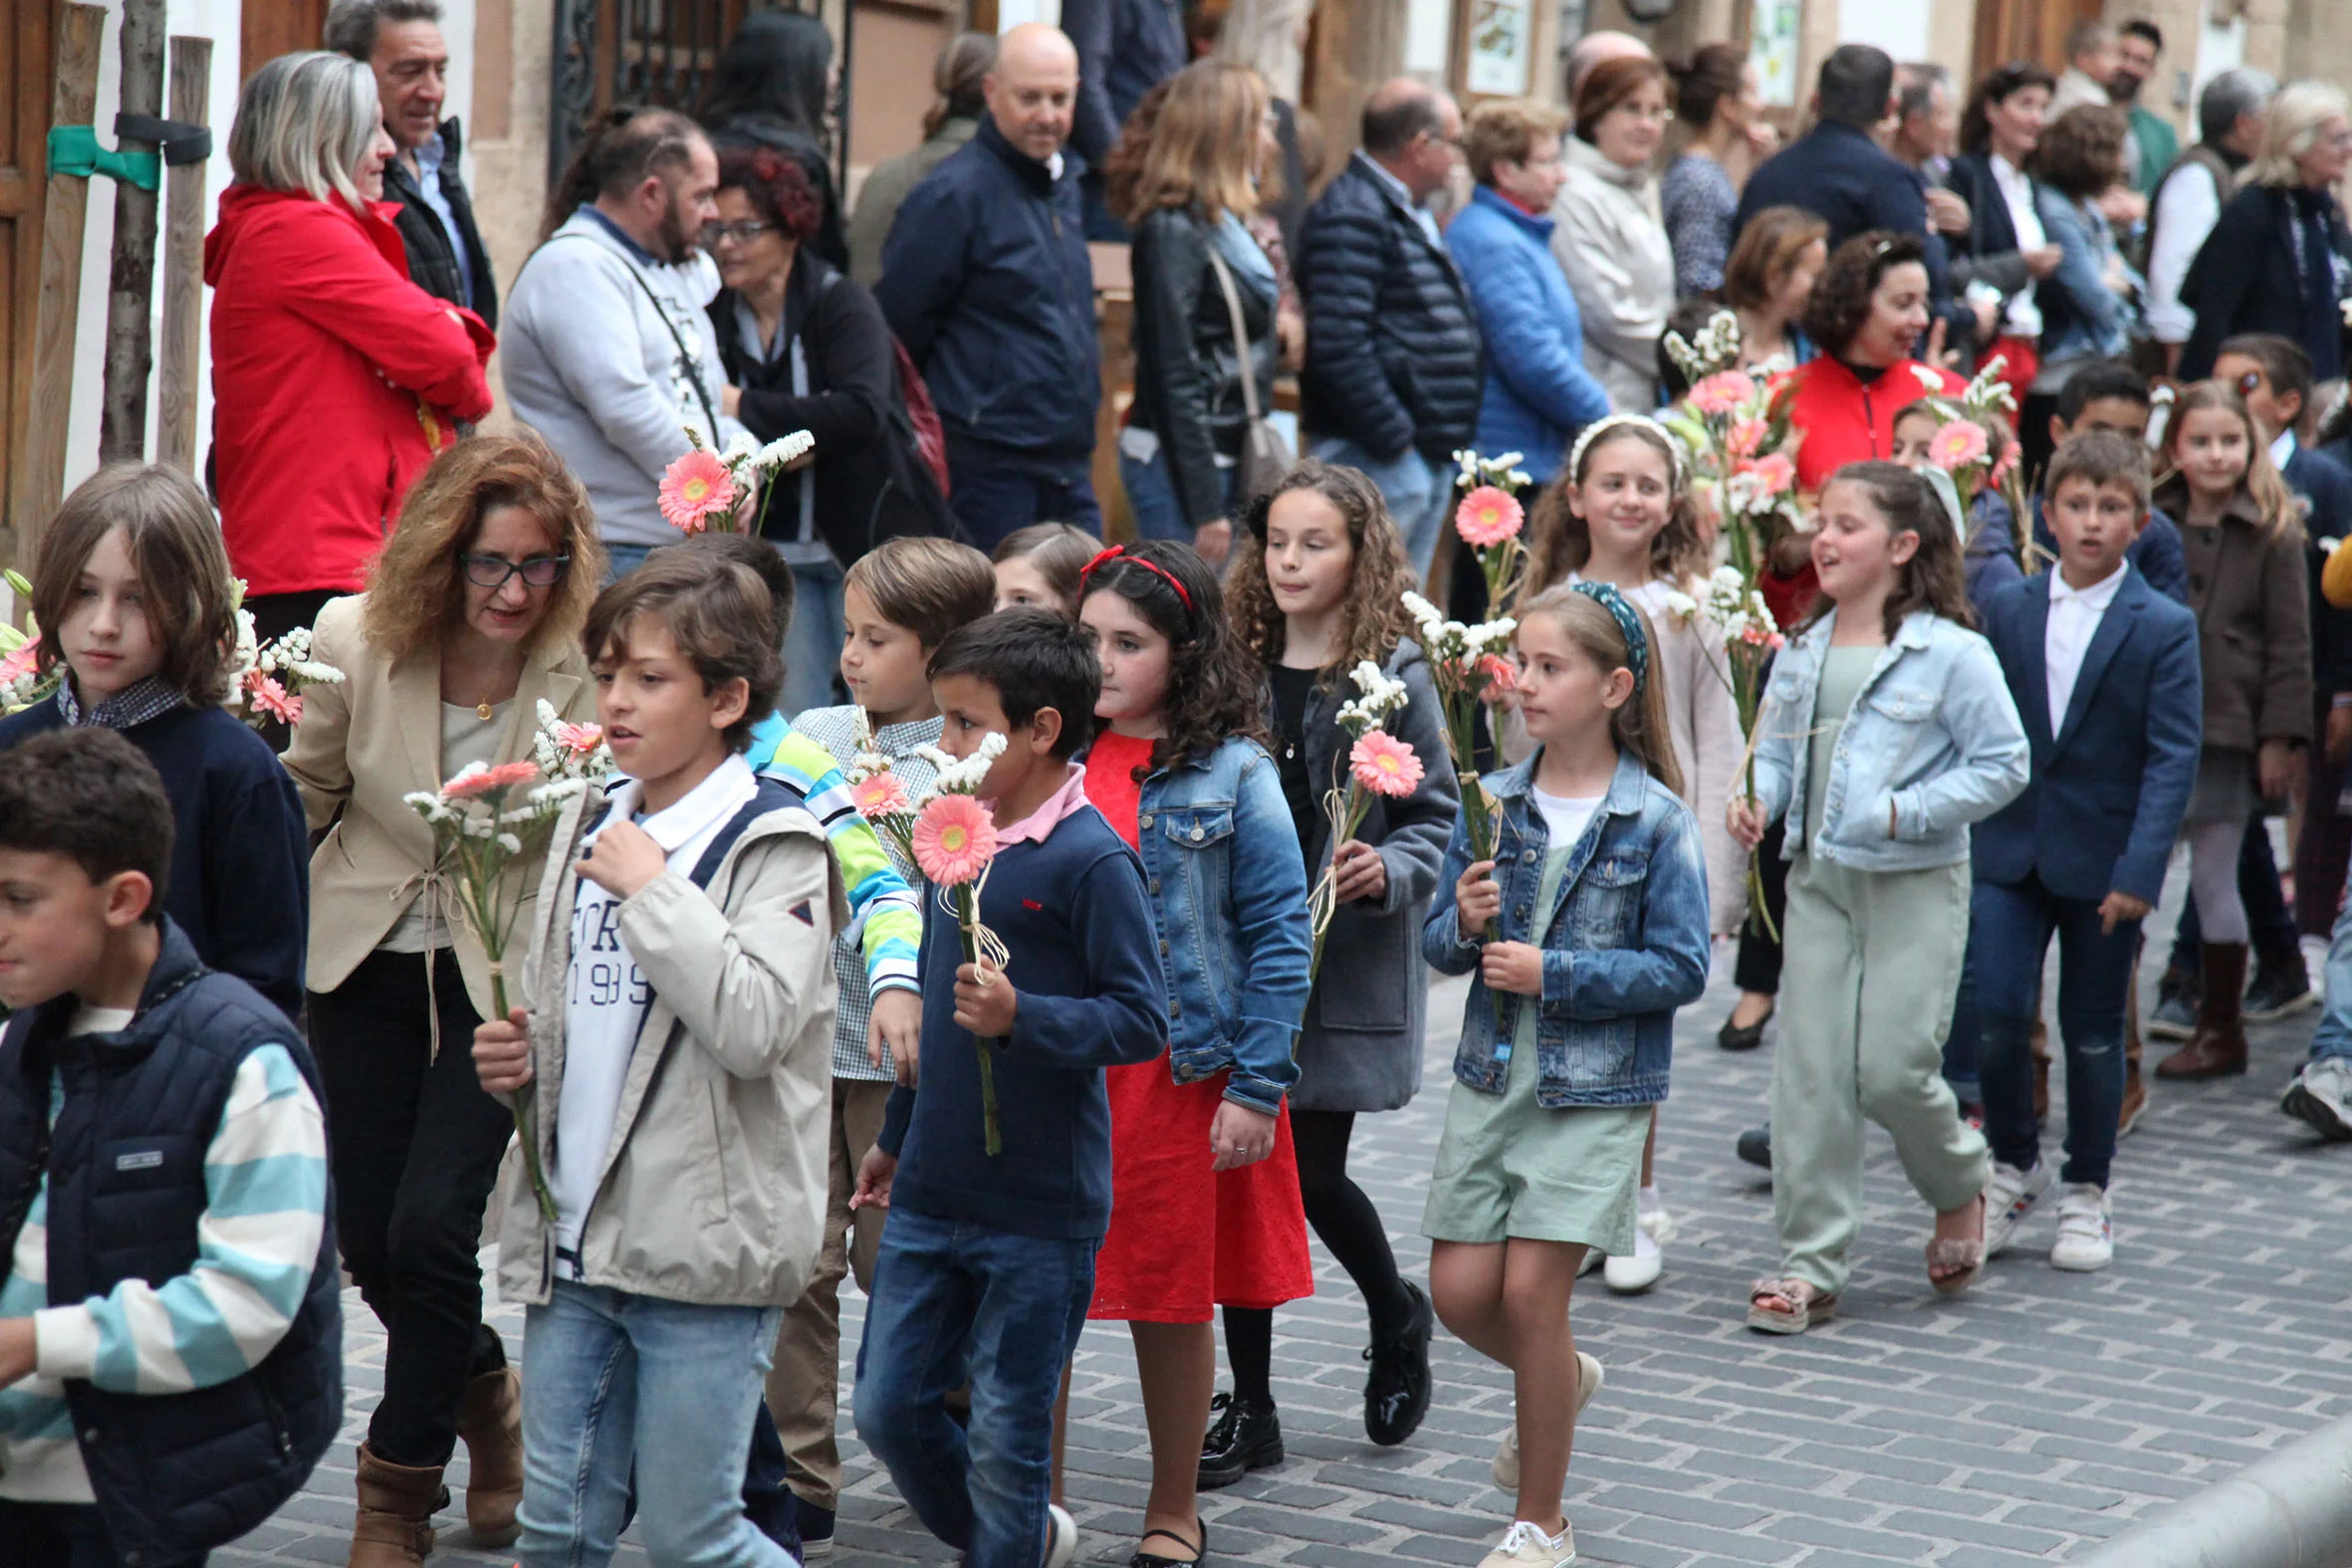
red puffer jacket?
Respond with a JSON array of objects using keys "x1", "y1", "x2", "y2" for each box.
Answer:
[
  {"x1": 204, "y1": 185, "x2": 494, "y2": 596},
  {"x1": 1761, "y1": 354, "x2": 1969, "y2": 627}
]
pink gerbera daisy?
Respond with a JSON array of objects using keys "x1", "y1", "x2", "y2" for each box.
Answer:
[
  {"x1": 244, "y1": 671, "x2": 303, "y2": 726},
  {"x1": 1454, "y1": 486, "x2": 1526, "y2": 548},
  {"x1": 658, "y1": 450, "x2": 738, "y2": 533},
  {"x1": 1928, "y1": 420, "x2": 1990, "y2": 472},
  {"x1": 1350, "y1": 731, "x2": 1425, "y2": 797},
  {"x1": 554, "y1": 721, "x2": 604, "y2": 759},
  {"x1": 913, "y1": 792, "x2": 998, "y2": 886},
  {"x1": 1744, "y1": 452, "x2": 1797, "y2": 496},
  {"x1": 1727, "y1": 417, "x2": 1769, "y2": 459},
  {"x1": 442, "y1": 760, "x2": 544, "y2": 800},
  {"x1": 1689, "y1": 370, "x2": 1758, "y2": 416},
  {"x1": 1476, "y1": 652, "x2": 1519, "y2": 697},
  {"x1": 854, "y1": 771, "x2": 912, "y2": 818}
]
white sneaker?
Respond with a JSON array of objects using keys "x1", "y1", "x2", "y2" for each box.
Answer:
[
  {"x1": 1478, "y1": 1518, "x2": 1576, "y2": 1567},
  {"x1": 1604, "y1": 1191, "x2": 1672, "y2": 1294},
  {"x1": 2050, "y1": 1185, "x2": 2113, "y2": 1271},
  {"x1": 2283, "y1": 1057, "x2": 2352, "y2": 1140},
  {"x1": 1044, "y1": 1503, "x2": 1078, "y2": 1568},
  {"x1": 1493, "y1": 1353, "x2": 1602, "y2": 1492},
  {"x1": 1983, "y1": 1160, "x2": 2050, "y2": 1256}
]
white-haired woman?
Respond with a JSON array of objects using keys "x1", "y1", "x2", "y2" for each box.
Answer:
[
  {"x1": 2179, "y1": 80, "x2": 2352, "y2": 380},
  {"x1": 205, "y1": 49, "x2": 494, "y2": 648}
]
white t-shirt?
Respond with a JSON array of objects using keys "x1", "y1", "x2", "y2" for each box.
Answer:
[
  {"x1": 1990, "y1": 155, "x2": 2048, "y2": 338},
  {"x1": 1530, "y1": 787, "x2": 1604, "y2": 852},
  {"x1": 552, "y1": 755, "x2": 760, "y2": 1261}
]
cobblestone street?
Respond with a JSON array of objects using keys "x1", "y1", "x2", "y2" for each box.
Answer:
[{"x1": 224, "y1": 878, "x2": 2352, "y2": 1568}]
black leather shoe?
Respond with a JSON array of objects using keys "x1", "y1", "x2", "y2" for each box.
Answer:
[
  {"x1": 1736, "y1": 1121, "x2": 1771, "y2": 1170},
  {"x1": 1717, "y1": 1003, "x2": 1773, "y2": 1051},
  {"x1": 1197, "y1": 1393, "x2": 1282, "y2": 1490},
  {"x1": 1362, "y1": 1280, "x2": 1434, "y2": 1447}
]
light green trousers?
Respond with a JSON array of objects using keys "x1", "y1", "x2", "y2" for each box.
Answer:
[{"x1": 1769, "y1": 852, "x2": 1990, "y2": 1297}]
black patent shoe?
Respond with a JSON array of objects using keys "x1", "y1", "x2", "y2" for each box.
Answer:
[
  {"x1": 1362, "y1": 1279, "x2": 1435, "y2": 1447},
  {"x1": 1197, "y1": 1392, "x2": 1282, "y2": 1489},
  {"x1": 1717, "y1": 1002, "x2": 1773, "y2": 1051}
]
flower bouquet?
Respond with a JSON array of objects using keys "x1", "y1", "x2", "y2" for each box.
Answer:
[
  {"x1": 1657, "y1": 310, "x2": 1806, "y2": 568},
  {"x1": 1307, "y1": 661, "x2": 1422, "y2": 984},
  {"x1": 904, "y1": 733, "x2": 1014, "y2": 1154},
  {"x1": 1402, "y1": 590, "x2": 1517, "y2": 940},
  {"x1": 1450, "y1": 449, "x2": 1533, "y2": 610},
  {"x1": 531, "y1": 698, "x2": 615, "y2": 784},
  {"x1": 1665, "y1": 566, "x2": 1785, "y2": 938},
  {"x1": 1906, "y1": 359, "x2": 2031, "y2": 565},
  {"x1": 0, "y1": 569, "x2": 58, "y2": 715},
  {"x1": 221, "y1": 579, "x2": 345, "y2": 731},
  {"x1": 658, "y1": 426, "x2": 816, "y2": 535},
  {"x1": 404, "y1": 755, "x2": 591, "y2": 1223}
]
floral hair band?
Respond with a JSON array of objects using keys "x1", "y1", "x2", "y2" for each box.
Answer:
[
  {"x1": 1079, "y1": 546, "x2": 1193, "y2": 611},
  {"x1": 1568, "y1": 413, "x2": 1683, "y2": 489},
  {"x1": 1570, "y1": 580, "x2": 1649, "y2": 695}
]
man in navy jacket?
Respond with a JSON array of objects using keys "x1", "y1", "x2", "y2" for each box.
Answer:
[
  {"x1": 876, "y1": 24, "x2": 1102, "y2": 549},
  {"x1": 1969, "y1": 433, "x2": 2201, "y2": 1270},
  {"x1": 1059, "y1": 0, "x2": 1184, "y2": 240},
  {"x1": 1736, "y1": 44, "x2": 1989, "y2": 357}
]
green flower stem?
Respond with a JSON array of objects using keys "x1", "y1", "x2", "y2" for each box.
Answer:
[{"x1": 489, "y1": 965, "x2": 560, "y2": 1227}]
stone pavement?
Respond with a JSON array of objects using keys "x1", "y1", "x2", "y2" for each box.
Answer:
[{"x1": 224, "y1": 887, "x2": 2352, "y2": 1568}]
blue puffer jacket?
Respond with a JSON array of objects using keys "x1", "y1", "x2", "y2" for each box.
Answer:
[
  {"x1": 874, "y1": 118, "x2": 1100, "y2": 460},
  {"x1": 1298, "y1": 152, "x2": 1484, "y2": 463},
  {"x1": 1445, "y1": 185, "x2": 1612, "y2": 482},
  {"x1": 1423, "y1": 750, "x2": 1710, "y2": 1107},
  {"x1": 1118, "y1": 736, "x2": 1312, "y2": 1117}
]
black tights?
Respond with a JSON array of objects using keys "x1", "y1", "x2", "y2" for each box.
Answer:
[{"x1": 1223, "y1": 1110, "x2": 1413, "y2": 1405}]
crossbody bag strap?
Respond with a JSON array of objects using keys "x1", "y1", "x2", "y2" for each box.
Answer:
[
  {"x1": 1202, "y1": 242, "x2": 1261, "y2": 422},
  {"x1": 557, "y1": 233, "x2": 721, "y2": 437}
]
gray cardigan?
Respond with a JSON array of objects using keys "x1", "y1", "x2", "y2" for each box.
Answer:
[{"x1": 1293, "y1": 638, "x2": 1461, "y2": 1113}]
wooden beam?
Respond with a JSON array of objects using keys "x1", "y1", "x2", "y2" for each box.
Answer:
[
  {"x1": 101, "y1": 0, "x2": 166, "y2": 463},
  {"x1": 12, "y1": 3, "x2": 107, "y2": 557},
  {"x1": 156, "y1": 35, "x2": 211, "y2": 475}
]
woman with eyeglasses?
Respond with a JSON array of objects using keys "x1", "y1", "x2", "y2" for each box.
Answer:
[
  {"x1": 281, "y1": 432, "x2": 602, "y2": 1563},
  {"x1": 2178, "y1": 81, "x2": 2352, "y2": 381},
  {"x1": 708, "y1": 144, "x2": 952, "y2": 716},
  {"x1": 1551, "y1": 54, "x2": 1679, "y2": 412}
]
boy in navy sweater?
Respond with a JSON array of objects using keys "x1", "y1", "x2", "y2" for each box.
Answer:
[{"x1": 852, "y1": 609, "x2": 1165, "y2": 1568}]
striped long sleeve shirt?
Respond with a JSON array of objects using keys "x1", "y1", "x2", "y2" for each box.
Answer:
[
  {"x1": 746, "y1": 714, "x2": 923, "y2": 1080},
  {"x1": 0, "y1": 1038, "x2": 329, "y2": 1502}
]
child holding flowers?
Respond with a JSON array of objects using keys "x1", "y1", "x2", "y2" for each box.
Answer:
[
  {"x1": 0, "y1": 463, "x2": 309, "y2": 1016},
  {"x1": 1215, "y1": 462, "x2": 1461, "y2": 1472},
  {"x1": 1074, "y1": 543, "x2": 1314, "y2": 1568},
  {"x1": 471, "y1": 550, "x2": 842, "y2": 1568},
  {"x1": 1422, "y1": 582, "x2": 1711, "y2": 1568},
  {"x1": 851, "y1": 609, "x2": 1167, "y2": 1568}
]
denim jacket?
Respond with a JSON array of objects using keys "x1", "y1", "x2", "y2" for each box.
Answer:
[
  {"x1": 1754, "y1": 608, "x2": 2029, "y2": 872},
  {"x1": 1422, "y1": 750, "x2": 1710, "y2": 1107},
  {"x1": 1127, "y1": 736, "x2": 1312, "y2": 1116}
]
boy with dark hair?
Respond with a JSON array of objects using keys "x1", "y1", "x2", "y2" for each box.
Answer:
[
  {"x1": 0, "y1": 729, "x2": 340, "y2": 1568},
  {"x1": 852, "y1": 607, "x2": 1163, "y2": 1568},
  {"x1": 472, "y1": 554, "x2": 845, "y2": 1568},
  {"x1": 1972, "y1": 434, "x2": 2201, "y2": 1271},
  {"x1": 2028, "y1": 361, "x2": 2190, "y2": 604}
]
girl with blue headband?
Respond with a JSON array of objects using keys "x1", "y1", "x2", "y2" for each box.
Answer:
[{"x1": 1421, "y1": 580, "x2": 1712, "y2": 1568}]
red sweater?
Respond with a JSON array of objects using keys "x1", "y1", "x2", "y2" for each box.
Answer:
[{"x1": 204, "y1": 185, "x2": 494, "y2": 596}]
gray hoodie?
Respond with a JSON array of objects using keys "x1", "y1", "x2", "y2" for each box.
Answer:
[{"x1": 502, "y1": 208, "x2": 749, "y2": 548}]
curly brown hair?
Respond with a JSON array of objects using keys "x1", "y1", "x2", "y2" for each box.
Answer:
[
  {"x1": 1227, "y1": 460, "x2": 1418, "y2": 688},
  {"x1": 1800, "y1": 230, "x2": 1927, "y2": 358},
  {"x1": 715, "y1": 144, "x2": 824, "y2": 242},
  {"x1": 2028, "y1": 104, "x2": 2127, "y2": 199},
  {"x1": 1521, "y1": 422, "x2": 1708, "y2": 606},
  {"x1": 1801, "y1": 461, "x2": 1974, "y2": 639},
  {"x1": 31, "y1": 463, "x2": 239, "y2": 705},
  {"x1": 362, "y1": 432, "x2": 604, "y2": 662},
  {"x1": 1078, "y1": 540, "x2": 1267, "y2": 779}
]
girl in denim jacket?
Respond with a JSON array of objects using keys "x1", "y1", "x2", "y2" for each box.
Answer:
[
  {"x1": 1728, "y1": 463, "x2": 2029, "y2": 1334},
  {"x1": 1073, "y1": 542, "x2": 1314, "y2": 1568},
  {"x1": 1422, "y1": 583, "x2": 1712, "y2": 1568}
]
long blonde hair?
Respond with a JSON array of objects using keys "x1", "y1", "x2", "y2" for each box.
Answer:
[
  {"x1": 2156, "y1": 381, "x2": 2299, "y2": 539},
  {"x1": 1106, "y1": 60, "x2": 1270, "y2": 225},
  {"x1": 1516, "y1": 584, "x2": 1683, "y2": 798}
]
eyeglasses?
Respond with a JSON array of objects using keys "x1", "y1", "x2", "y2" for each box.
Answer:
[
  {"x1": 700, "y1": 220, "x2": 776, "y2": 244},
  {"x1": 462, "y1": 554, "x2": 571, "y2": 589}
]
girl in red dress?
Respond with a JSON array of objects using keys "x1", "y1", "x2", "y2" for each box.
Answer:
[{"x1": 1073, "y1": 542, "x2": 1315, "y2": 1568}]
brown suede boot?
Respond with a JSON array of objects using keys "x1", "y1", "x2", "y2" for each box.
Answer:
[
  {"x1": 2119, "y1": 974, "x2": 2147, "y2": 1135},
  {"x1": 350, "y1": 1442, "x2": 446, "y2": 1568},
  {"x1": 456, "y1": 1365, "x2": 524, "y2": 1546},
  {"x1": 2155, "y1": 943, "x2": 2250, "y2": 1080}
]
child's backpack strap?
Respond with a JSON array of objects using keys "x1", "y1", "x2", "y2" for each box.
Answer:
[{"x1": 686, "y1": 777, "x2": 802, "y2": 891}]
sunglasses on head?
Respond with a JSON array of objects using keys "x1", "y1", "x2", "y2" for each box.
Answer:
[{"x1": 2234, "y1": 369, "x2": 2265, "y2": 398}]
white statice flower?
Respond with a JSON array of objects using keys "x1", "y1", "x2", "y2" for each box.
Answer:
[
  {"x1": 1463, "y1": 618, "x2": 1518, "y2": 656},
  {"x1": 1509, "y1": 468, "x2": 1533, "y2": 490},
  {"x1": 1400, "y1": 590, "x2": 1445, "y2": 633},
  {"x1": 920, "y1": 732, "x2": 1010, "y2": 799},
  {"x1": 752, "y1": 431, "x2": 816, "y2": 472},
  {"x1": 720, "y1": 429, "x2": 760, "y2": 468},
  {"x1": 1336, "y1": 659, "x2": 1410, "y2": 735},
  {"x1": 1661, "y1": 588, "x2": 1700, "y2": 621},
  {"x1": 496, "y1": 832, "x2": 524, "y2": 855},
  {"x1": 1910, "y1": 364, "x2": 1946, "y2": 394},
  {"x1": 403, "y1": 790, "x2": 453, "y2": 824},
  {"x1": 1455, "y1": 448, "x2": 1481, "y2": 481}
]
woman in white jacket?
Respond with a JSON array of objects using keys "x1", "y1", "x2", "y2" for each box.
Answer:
[{"x1": 1552, "y1": 55, "x2": 1678, "y2": 413}]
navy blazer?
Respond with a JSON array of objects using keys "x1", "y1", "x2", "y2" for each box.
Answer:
[
  {"x1": 1973, "y1": 566, "x2": 2202, "y2": 904},
  {"x1": 2283, "y1": 441, "x2": 2352, "y2": 697}
]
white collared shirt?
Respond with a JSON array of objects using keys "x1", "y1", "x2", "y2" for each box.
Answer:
[
  {"x1": 1356, "y1": 149, "x2": 1443, "y2": 249},
  {"x1": 2046, "y1": 560, "x2": 2130, "y2": 731},
  {"x1": 2272, "y1": 428, "x2": 2297, "y2": 472},
  {"x1": 553, "y1": 754, "x2": 760, "y2": 1259},
  {"x1": 1990, "y1": 154, "x2": 2047, "y2": 338}
]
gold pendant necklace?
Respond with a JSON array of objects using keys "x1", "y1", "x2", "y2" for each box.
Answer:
[{"x1": 476, "y1": 701, "x2": 494, "y2": 720}]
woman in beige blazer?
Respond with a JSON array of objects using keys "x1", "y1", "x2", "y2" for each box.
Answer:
[{"x1": 283, "y1": 431, "x2": 601, "y2": 1561}]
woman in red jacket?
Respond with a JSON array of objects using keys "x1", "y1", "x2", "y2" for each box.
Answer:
[{"x1": 206, "y1": 51, "x2": 495, "y2": 645}]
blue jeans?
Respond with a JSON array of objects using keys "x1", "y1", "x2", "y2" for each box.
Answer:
[
  {"x1": 784, "y1": 556, "x2": 846, "y2": 719},
  {"x1": 1968, "y1": 874, "x2": 2135, "y2": 1189},
  {"x1": 517, "y1": 1282, "x2": 791, "y2": 1568},
  {"x1": 603, "y1": 542, "x2": 656, "y2": 583},
  {"x1": 853, "y1": 1210, "x2": 1097, "y2": 1568},
  {"x1": 1119, "y1": 443, "x2": 1235, "y2": 546},
  {"x1": 2168, "y1": 815, "x2": 2298, "y2": 968},
  {"x1": 1307, "y1": 436, "x2": 1449, "y2": 581},
  {"x1": 945, "y1": 445, "x2": 1103, "y2": 553},
  {"x1": 2310, "y1": 892, "x2": 2352, "y2": 1063}
]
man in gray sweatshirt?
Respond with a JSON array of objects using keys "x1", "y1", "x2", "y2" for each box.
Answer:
[{"x1": 503, "y1": 108, "x2": 746, "y2": 576}]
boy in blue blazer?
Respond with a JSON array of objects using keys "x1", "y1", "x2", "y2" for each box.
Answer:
[{"x1": 1971, "y1": 433, "x2": 2202, "y2": 1272}]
